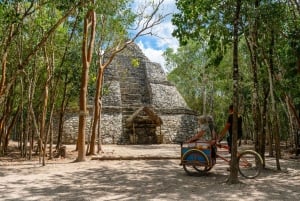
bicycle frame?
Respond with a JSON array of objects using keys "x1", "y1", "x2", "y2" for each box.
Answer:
[
  {"x1": 215, "y1": 143, "x2": 256, "y2": 168},
  {"x1": 215, "y1": 143, "x2": 231, "y2": 164}
]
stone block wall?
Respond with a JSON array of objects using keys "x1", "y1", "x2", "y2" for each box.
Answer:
[
  {"x1": 60, "y1": 113, "x2": 91, "y2": 144},
  {"x1": 159, "y1": 114, "x2": 199, "y2": 143},
  {"x1": 99, "y1": 109, "x2": 122, "y2": 144},
  {"x1": 54, "y1": 43, "x2": 200, "y2": 145}
]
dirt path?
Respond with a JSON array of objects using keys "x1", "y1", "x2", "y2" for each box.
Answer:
[{"x1": 0, "y1": 144, "x2": 300, "y2": 201}]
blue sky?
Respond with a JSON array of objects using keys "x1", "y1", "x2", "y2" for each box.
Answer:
[{"x1": 133, "y1": 0, "x2": 179, "y2": 71}]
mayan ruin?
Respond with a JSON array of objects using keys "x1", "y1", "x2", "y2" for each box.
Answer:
[{"x1": 60, "y1": 44, "x2": 199, "y2": 144}]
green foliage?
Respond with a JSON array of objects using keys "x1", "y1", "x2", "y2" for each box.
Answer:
[
  {"x1": 131, "y1": 58, "x2": 140, "y2": 68},
  {"x1": 170, "y1": 0, "x2": 300, "y2": 142},
  {"x1": 164, "y1": 40, "x2": 233, "y2": 128},
  {"x1": 0, "y1": 1, "x2": 84, "y2": 114},
  {"x1": 167, "y1": 0, "x2": 239, "y2": 123},
  {"x1": 172, "y1": 0, "x2": 232, "y2": 49},
  {"x1": 94, "y1": 0, "x2": 135, "y2": 54}
]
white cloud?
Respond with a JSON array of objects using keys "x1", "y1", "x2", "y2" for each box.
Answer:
[
  {"x1": 153, "y1": 21, "x2": 179, "y2": 50},
  {"x1": 137, "y1": 41, "x2": 166, "y2": 70}
]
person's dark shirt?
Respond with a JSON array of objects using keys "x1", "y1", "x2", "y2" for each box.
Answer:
[{"x1": 227, "y1": 114, "x2": 242, "y2": 139}]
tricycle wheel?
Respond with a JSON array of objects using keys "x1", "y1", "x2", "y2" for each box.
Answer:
[
  {"x1": 182, "y1": 149, "x2": 210, "y2": 176},
  {"x1": 238, "y1": 150, "x2": 263, "y2": 179},
  {"x1": 194, "y1": 165, "x2": 212, "y2": 172}
]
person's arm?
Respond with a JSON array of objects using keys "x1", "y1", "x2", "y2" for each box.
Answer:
[
  {"x1": 218, "y1": 123, "x2": 230, "y2": 142},
  {"x1": 186, "y1": 130, "x2": 205, "y2": 143}
]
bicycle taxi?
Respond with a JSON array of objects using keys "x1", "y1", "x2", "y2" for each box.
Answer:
[{"x1": 180, "y1": 140, "x2": 263, "y2": 179}]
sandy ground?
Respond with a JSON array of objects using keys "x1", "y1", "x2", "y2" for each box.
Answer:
[{"x1": 0, "y1": 144, "x2": 300, "y2": 201}]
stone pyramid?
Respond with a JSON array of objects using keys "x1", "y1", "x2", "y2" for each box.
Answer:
[
  {"x1": 60, "y1": 43, "x2": 199, "y2": 144},
  {"x1": 99, "y1": 43, "x2": 199, "y2": 144}
]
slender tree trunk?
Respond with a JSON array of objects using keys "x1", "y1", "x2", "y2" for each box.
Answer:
[
  {"x1": 0, "y1": 96, "x2": 12, "y2": 154},
  {"x1": 285, "y1": 95, "x2": 300, "y2": 127},
  {"x1": 24, "y1": 97, "x2": 30, "y2": 158},
  {"x1": 56, "y1": 74, "x2": 68, "y2": 150},
  {"x1": 244, "y1": 0, "x2": 262, "y2": 155},
  {"x1": 285, "y1": 98, "x2": 294, "y2": 147},
  {"x1": 30, "y1": 104, "x2": 40, "y2": 158},
  {"x1": 54, "y1": 14, "x2": 80, "y2": 151},
  {"x1": 40, "y1": 46, "x2": 52, "y2": 166},
  {"x1": 88, "y1": 48, "x2": 131, "y2": 154},
  {"x1": 76, "y1": 8, "x2": 96, "y2": 162},
  {"x1": 202, "y1": 89, "x2": 207, "y2": 115},
  {"x1": 228, "y1": 0, "x2": 242, "y2": 184},
  {"x1": 262, "y1": 30, "x2": 281, "y2": 170},
  {"x1": 17, "y1": 22, "x2": 25, "y2": 157},
  {"x1": 88, "y1": 66, "x2": 104, "y2": 155},
  {"x1": 267, "y1": 114, "x2": 274, "y2": 157},
  {"x1": 0, "y1": 23, "x2": 14, "y2": 97},
  {"x1": 261, "y1": 89, "x2": 269, "y2": 167},
  {"x1": 97, "y1": 109, "x2": 102, "y2": 153},
  {"x1": 0, "y1": 119, "x2": 5, "y2": 155},
  {"x1": 25, "y1": 70, "x2": 37, "y2": 159},
  {"x1": 20, "y1": 77, "x2": 24, "y2": 157},
  {"x1": 46, "y1": 46, "x2": 56, "y2": 160},
  {"x1": 4, "y1": 107, "x2": 20, "y2": 152},
  {"x1": 49, "y1": 120, "x2": 53, "y2": 159},
  {"x1": 270, "y1": 32, "x2": 281, "y2": 170}
]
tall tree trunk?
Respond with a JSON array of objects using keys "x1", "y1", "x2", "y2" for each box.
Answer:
[
  {"x1": 40, "y1": 46, "x2": 52, "y2": 166},
  {"x1": 88, "y1": 45, "x2": 133, "y2": 154},
  {"x1": 261, "y1": 88, "x2": 269, "y2": 167},
  {"x1": 76, "y1": 8, "x2": 96, "y2": 162},
  {"x1": 257, "y1": 28, "x2": 281, "y2": 169},
  {"x1": 228, "y1": 0, "x2": 242, "y2": 184},
  {"x1": 56, "y1": 74, "x2": 68, "y2": 150},
  {"x1": 244, "y1": 0, "x2": 262, "y2": 155},
  {"x1": 267, "y1": 114, "x2": 273, "y2": 156},
  {"x1": 97, "y1": 110, "x2": 102, "y2": 153},
  {"x1": 20, "y1": 77, "x2": 25, "y2": 157},
  {"x1": 55, "y1": 14, "x2": 80, "y2": 151},
  {"x1": 1, "y1": 91, "x2": 14, "y2": 154},
  {"x1": 264, "y1": 31, "x2": 281, "y2": 170},
  {"x1": 24, "y1": 68, "x2": 37, "y2": 159},
  {"x1": 88, "y1": 66, "x2": 104, "y2": 155},
  {"x1": 30, "y1": 104, "x2": 40, "y2": 159},
  {"x1": 46, "y1": 44, "x2": 56, "y2": 160},
  {"x1": 49, "y1": 120, "x2": 53, "y2": 159},
  {"x1": 4, "y1": 107, "x2": 20, "y2": 152},
  {"x1": 202, "y1": 74, "x2": 207, "y2": 115},
  {"x1": 0, "y1": 22, "x2": 14, "y2": 97}
]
